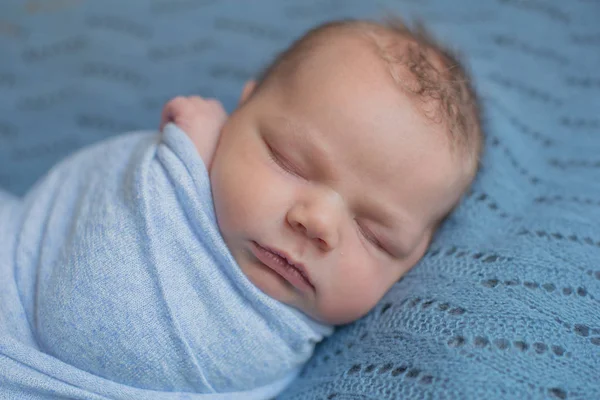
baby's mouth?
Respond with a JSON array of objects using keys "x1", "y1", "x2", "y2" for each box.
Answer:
[{"x1": 251, "y1": 241, "x2": 314, "y2": 291}]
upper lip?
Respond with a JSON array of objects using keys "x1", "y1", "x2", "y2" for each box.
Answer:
[{"x1": 253, "y1": 241, "x2": 314, "y2": 288}]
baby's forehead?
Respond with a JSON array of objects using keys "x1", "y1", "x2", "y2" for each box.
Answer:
[
  {"x1": 284, "y1": 32, "x2": 445, "y2": 120},
  {"x1": 285, "y1": 25, "x2": 433, "y2": 82},
  {"x1": 268, "y1": 108, "x2": 456, "y2": 190},
  {"x1": 259, "y1": 26, "x2": 461, "y2": 180}
]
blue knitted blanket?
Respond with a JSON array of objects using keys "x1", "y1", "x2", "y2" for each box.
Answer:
[
  {"x1": 0, "y1": 123, "x2": 332, "y2": 399},
  {"x1": 1, "y1": 0, "x2": 599, "y2": 399}
]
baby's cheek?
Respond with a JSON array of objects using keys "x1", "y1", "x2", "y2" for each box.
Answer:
[
  {"x1": 318, "y1": 256, "x2": 385, "y2": 325},
  {"x1": 213, "y1": 171, "x2": 255, "y2": 235},
  {"x1": 211, "y1": 158, "x2": 246, "y2": 234},
  {"x1": 212, "y1": 146, "x2": 277, "y2": 237}
]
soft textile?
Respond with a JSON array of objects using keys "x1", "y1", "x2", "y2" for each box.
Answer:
[
  {"x1": 1, "y1": 0, "x2": 599, "y2": 399},
  {"x1": 0, "y1": 123, "x2": 332, "y2": 399}
]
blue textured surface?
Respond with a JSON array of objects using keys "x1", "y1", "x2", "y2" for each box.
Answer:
[{"x1": 1, "y1": 0, "x2": 599, "y2": 399}]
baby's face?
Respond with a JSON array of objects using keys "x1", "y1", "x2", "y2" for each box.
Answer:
[{"x1": 209, "y1": 38, "x2": 466, "y2": 325}]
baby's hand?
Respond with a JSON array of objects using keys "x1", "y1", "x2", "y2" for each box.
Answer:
[{"x1": 160, "y1": 96, "x2": 228, "y2": 169}]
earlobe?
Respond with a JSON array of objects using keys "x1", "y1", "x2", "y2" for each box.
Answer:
[{"x1": 239, "y1": 80, "x2": 257, "y2": 106}]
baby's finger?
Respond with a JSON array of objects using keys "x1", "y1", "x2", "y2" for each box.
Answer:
[
  {"x1": 187, "y1": 96, "x2": 223, "y2": 113},
  {"x1": 201, "y1": 98, "x2": 227, "y2": 119},
  {"x1": 207, "y1": 98, "x2": 226, "y2": 113},
  {"x1": 160, "y1": 96, "x2": 187, "y2": 130}
]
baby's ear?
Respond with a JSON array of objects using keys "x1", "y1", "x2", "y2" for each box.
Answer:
[{"x1": 239, "y1": 80, "x2": 257, "y2": 106}]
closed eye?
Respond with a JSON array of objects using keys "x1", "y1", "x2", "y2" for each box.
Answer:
[
  {"x1": 266, "y1": 142, "x2": 303, "y2": 178},
  {"x1": 356, "y1": 221, "x2": 391, "y2": 256}
]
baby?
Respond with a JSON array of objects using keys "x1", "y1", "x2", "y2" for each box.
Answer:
[
  {"x1": 164, "y1": 19, "x2": 482, "y2": 326},
  {"x1": 0, "y1": 18, "x2": 482, "y2": 399}
]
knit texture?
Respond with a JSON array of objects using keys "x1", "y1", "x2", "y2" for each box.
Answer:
[
  {"x1": 0, "y1": 123, "x2": 332, "y2": 399},
  {"x1": 1, "y1": 0, "x2": 599, "y2": 399}
]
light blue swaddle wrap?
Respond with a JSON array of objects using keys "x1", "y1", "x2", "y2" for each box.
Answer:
[{"x1": 0, "y1": 123, "x2": 333, "y2": 399}]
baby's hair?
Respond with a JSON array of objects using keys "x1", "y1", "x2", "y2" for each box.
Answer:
[{"x1": 255, "y1": 17, "x2": 484, "y2": 184}]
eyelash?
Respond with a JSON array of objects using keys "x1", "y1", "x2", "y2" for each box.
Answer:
[
  {"x1": 266, "y1": 143, "x2": 301, "y2": 178},
  {"x1": 357, "y1": 221, "x2": 388, "y2": 254}
]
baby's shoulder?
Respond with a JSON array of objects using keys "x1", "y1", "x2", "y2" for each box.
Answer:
[
  {"x1": 35, "y1": 130, "x2": 162, "y2": 189},
  {"x1": 85, "y1": 129, "x2": 160, "y2": 153},
  {"x1": 61, "y1": 130, "x2": 159, "y2": 166}
]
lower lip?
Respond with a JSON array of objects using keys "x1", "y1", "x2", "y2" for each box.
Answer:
[{"x1": 251, "y1": 242, "x2": 314, "y2": 292}]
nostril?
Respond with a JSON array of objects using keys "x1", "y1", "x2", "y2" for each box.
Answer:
[{"x1": 294, "y1": 222, "x2": 306, "y2": 234}]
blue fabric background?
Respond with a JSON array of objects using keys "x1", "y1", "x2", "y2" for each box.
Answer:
[{"x1": 1, "y1": 0, "x2": 599, "y2": 399}]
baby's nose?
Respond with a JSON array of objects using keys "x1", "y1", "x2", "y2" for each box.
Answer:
[
  {"x1": 290, "y1": 216, "x2": 337, "y2": 252},
  {"x1": 287, "y1": 189, "x2": 343, "y2": 252}
]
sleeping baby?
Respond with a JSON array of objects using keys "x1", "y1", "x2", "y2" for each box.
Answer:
[{"x1": 0, "y1": 18, "x2": 483, "y2": 399}]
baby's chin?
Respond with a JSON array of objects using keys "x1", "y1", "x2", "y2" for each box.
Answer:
[{"x1": 307, "y1": 298, "x2": 378, "y2": 326}]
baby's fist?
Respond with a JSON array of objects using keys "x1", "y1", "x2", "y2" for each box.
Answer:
[{"x1": 160, "y1": 96, "x2": 228, "y2": 169}]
